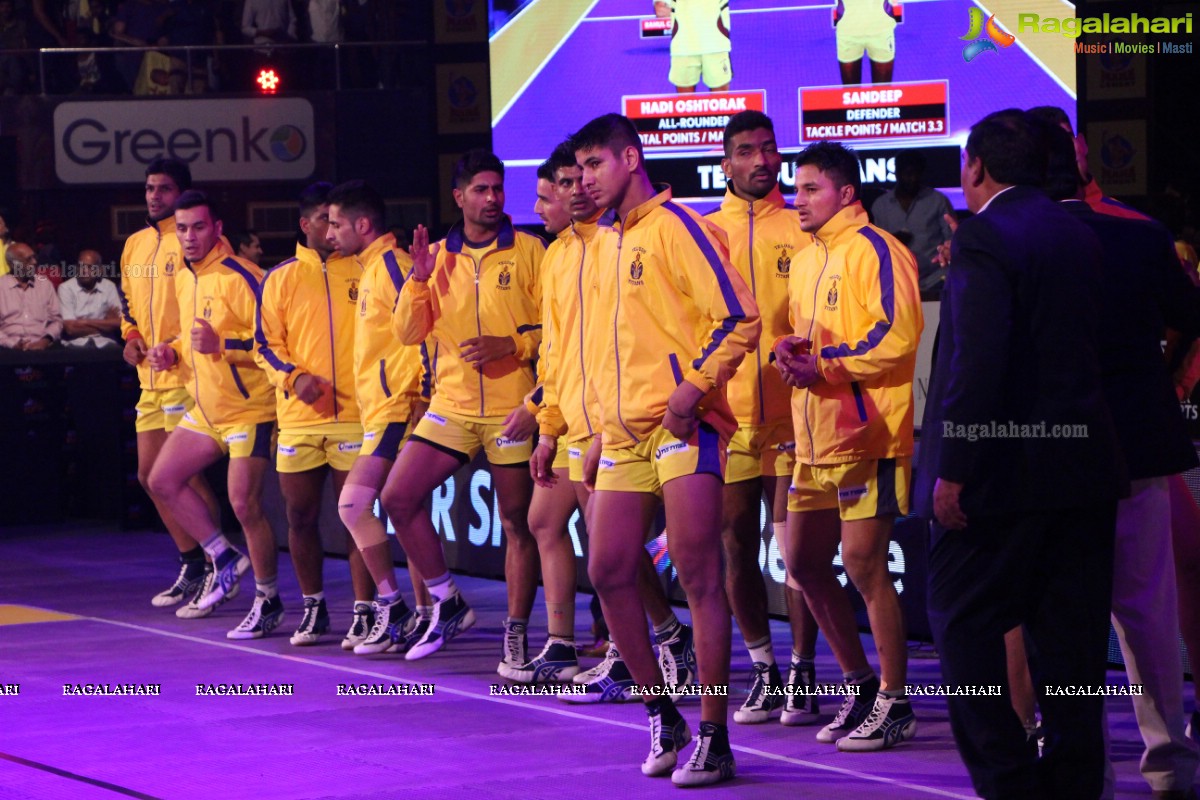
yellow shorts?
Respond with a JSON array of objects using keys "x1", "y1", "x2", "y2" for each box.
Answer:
[
  {"x1": 360, "y1": 421, "x2": 410, "y2": 462},
  {"x1": 836, "y1": 26, "x2": 896, "y2": 62},
  {"x1": 177, "y1": 413, "x2": 276, "y2": 459},
  {"x1": 725, "y1": 421, "x2": 796, "y2": 484},
  {"x1": 552, "y1": 435, "x2": 570, "y2": 471},
  {"x1": 787, "y1": 456, "x2": 910, "y2": 520},
  {"x1": 410, "y1": 408, "x2": 532, "y2": 466},
  {"x1": 276, "y1": 422, "x2": 363, "y2": 473},
  {"x1": 669, "y1": 53, "x2": 732, "y2": 88},
  {"x1": 595, "y1": 423, "x2": 725, "y2": 495},
  {"x1": 134, "y1": 387, "x2": 193, "y2": 433},
  {"x1": 567, "y1": 435, "x2": 596, "y2": 484}
]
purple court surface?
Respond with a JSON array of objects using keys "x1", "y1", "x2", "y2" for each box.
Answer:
[{"x1": 0, "y1": 524, "x2": 1173, "y2": 799}]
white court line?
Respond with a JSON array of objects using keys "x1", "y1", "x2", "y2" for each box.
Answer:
[
  {"x1": 34, "y1": 609, "x2": 975, "y2": 799},
  {"x1": 491, "y1": 0, "x2": 603, "y2": 128}
]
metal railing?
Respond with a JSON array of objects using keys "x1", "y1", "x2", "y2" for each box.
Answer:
[{"x1": 0, "y1": 40, "x2": 429, "y2": 96}]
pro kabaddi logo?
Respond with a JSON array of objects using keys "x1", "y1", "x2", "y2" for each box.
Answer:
[{"x1": 960, "y1": 7, "x2": 1016, "y2": 62}]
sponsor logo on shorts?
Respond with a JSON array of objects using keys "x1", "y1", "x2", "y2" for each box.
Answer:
[
  {"x1": 183, "y1": 412, "x2": 197, "y2": 424},
  {"x1": 654, "y1": 441, "x2": 689, "y2": 460},
  {"x1": 225, "y1": 432, "x2": 249, "y2": 444},
  {"x1": 567, "y1": 447, "x2": 582, "y2": 459},
  {"x1": 163, "y1": 404, "x2": 187, "y2": 414},
  {"x1": 838, "y1": 485, "x2": 869, "y2": 500},
  {"x1": 495, "y1": 436, "x2": 524, "y2": 448},
  {"x1": 278, "y1": 445, "x2": 297, "y2": 455},
  {"x1": 424, "y1": 413, "x2": 447, "y2": 426},
  {"x1": 777, "y1": 441, "x2": 796, "y2": 451},
  {"x1": 337, "y1": 442, "x2": 362, "y2": 452},
  {"x1": 363, "y1": 431, "x2": 377, "y2": 440},
  {"x1": 599, "y1": 457, "x2": 616, "y2": 469}
]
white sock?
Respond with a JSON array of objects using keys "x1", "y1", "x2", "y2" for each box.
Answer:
[
  {"x1": 201, "y1": 531, "x2": 230, "y2": 561},
  {"x1": 424, "y1": 573, "x2": 456, "y2": 603},
  {"x1": 303, "y1": 591, "x2": 325, "y2": 603},
  {"x1": 746, "y1": 636, "x2": 774, "y2": 667},
  {"x1": 255, "y1": 577, "x2": 278, "y2": 599}
]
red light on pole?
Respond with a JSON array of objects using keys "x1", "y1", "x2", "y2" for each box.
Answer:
[{"x1": 256, "y1": 68, "x2": 280, "y2": 93}]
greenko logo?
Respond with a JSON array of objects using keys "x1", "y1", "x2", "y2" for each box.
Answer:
[
  {"x1": 960, "y1": 8, "x2": 1015, "y2": 62},
  {"x1": 1017, "y1": 12, "x2": 1192, "y2": 37}
]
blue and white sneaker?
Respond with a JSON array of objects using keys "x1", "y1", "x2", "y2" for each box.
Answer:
[
  {"x1": 152, "y1": 561, "x2": 204, "y2": 607},
  {"x1": 391, "y1": 611, "x2": 430, "y2": 654},
  {"x1": 500, "y1": 638, "x2": 580, "y2": 683},
  {"x1": 734, "y1": 661, "x2": 784, "y2": 724},
  {"x1": 671, "y1": 722, "x2": 736, "y2": 786},
  {"x1": 642, "y1": 705, "x2": 692, "y2": 777},
  {"x1": 816, "y1": 675, "x2": 879, "y2": 743},
  {"x1": 289, "y1": 597, "x2": 330, "y2": 646},
  {"x1": 836, "y1": 695, "x2": 917, "y2": 752},
  {"x1": 656, "y1": 623, "x2": 696, "y2": 700},
  {"x1": 781, "y1": 660, "x2": 821, "y2": 726},
  {"x1": 354, "y1": 597, "x2": 415, "y2": 655},
  {"x1": 342, "y1": 602, "x2": 375, "y2": 650},
  {"x1": 195, "y1": 550, "x2": 250, "y2": 611},
  {"x1": 405, "y1": 592, "x2": 476, "y2": 661},
  {"x1": 176, "y1": 565, "x2": 240, "y2": 619},
  {"x1": 227, "y1": 593, "x2": 284, "y2": 640},
  {"x1": 497, "y1": 619, "x2": 528, "y2": 677},
  {"x1": 560, "y1": 646, "x2": 636, "y2": 704}
]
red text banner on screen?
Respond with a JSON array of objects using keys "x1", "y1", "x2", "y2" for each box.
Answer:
[
  {"x1": 641, "y1": 17, "x2": 671, "y2": 38},
  {"x1": 623, "y1": 90, "x2": 767, "y2": 150},
  {"x1": 799, "y1": 81, "x2": 949, "y2": 142}
]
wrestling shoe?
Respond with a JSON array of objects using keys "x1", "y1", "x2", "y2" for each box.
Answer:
[
  {"x1": 500, "y1": 638, "x2": 580, "y2": 683},
  {"x1": 151, "y1": 560, "x2": 204, "y2": 607},
  {"x1": 836, "y1": 694, "x2": 917, "y2": 752},
  {"x1": 227, "y1": 593, "x2": 284, "y2": 640},
  {"x1": 816, "y1": 675, "x2": 879, "y2": 743},
  {"x1": 560, "y1": 646, "x2": 636, "y2": 703},
  {"x1": 176, "y1": 565, "x2": 239, "y2": 619},
  {"x1": 496, "y1": 619, "x2": 528, "y2": 677},
  {"x1": 354, "y1": 597, "x2": 415, "y2": 655},
  {"x1": 289, "y1": 597, "x2": 330, "y2": 646},
  {"x1": 780, "y1": 660, "x2": 821, "y2": 726},
  {"x1": 656, "y1": 622, "x2": 696, "y2": 700},
  {"x1": 405, "y1": 591, "x2": 476, "y2": 660},
  {"x1": 671, "y1": 721, "x2": 736, "y2": 786},
  {"x1": 341, "y1": 602, "x2": 374, "y2": 650},
  {"x1": 642, "y1": 702, "x2": 692, "y2": 777},
  {"x1": 195, "y1": 549, "x2": 250, "y2": 611},
  {"x1": 733, "y1": 661, "x2": 784, "y2": 724}
]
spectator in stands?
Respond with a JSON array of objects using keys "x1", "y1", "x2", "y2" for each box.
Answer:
[
  {"x1": 241, "y1": 0, "x2": 295, "y2": 90},
  {"x1": 0, "y1": 0, "x2": 29, "y2": 95},
  {"x1": 0, "y1": 242, "x2": 61, "y2": 350},
  {"x1": 31, "y1": 0, "x2": 104, "y2": 92},
  {"x1": 109, "y1": 0, "x2": 169, "y2": 92},
  {"x1": 234, "y1": 229, "x2": 263, "y2": 265},
  {"x1": 870, "y1": 150, "x2": 955, "y2": 297},
  {"x1": 59, "y1": 249, "x2": 121, "y2": 349}
]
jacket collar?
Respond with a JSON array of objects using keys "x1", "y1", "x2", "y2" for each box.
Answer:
[
  {"x1": 184, "y1": 240, "x2": 233, "y2": 275},
  {"x1": 358, "y1": 232, "x2": 397, "y2": 266},
  {"x1": 813, "y1": 202, "x2": 870, "y2": 246},
  {"x1": 148, "y1": 215, "x2": 177, "y2": 236},
  {"x1": 978, "y1": 184, "x2": 1041, "y2": 214},
  {"x1": 569, "y1": 208, "x2": 613, "y2": 241},
  {"x1": 444, "y1": 215, "x2": 516, "y2": 254},
  {"x1": 620, "y1": 184, "x2": 673, "y2": 231},
  {"x1": 718, "y1": 185, "x2": 787, "y2": 219}
]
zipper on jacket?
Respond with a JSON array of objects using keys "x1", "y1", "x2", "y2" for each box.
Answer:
[
  {"x1": 322, "y1": 262, "x2": 339, "y2": 420},
  {"x1": 576, "y1": 229, "x2": 593, "y2": 435},
  {"x1": 612, "y1": 228, "x2": 637, "y2": 442},
  {"x1": 189, "y1": 268, "x2": 208, "y2": 426},
  {"x1": 474, "y1": 253, "x2": 484, "y2": 417},
  {"x1": 147, "y1": 231, "x2": 162, "y2": 390},
  {"x1": 802, "y1": 237, "x2": 830, "y2": 465},
  {"x1": 748, "y1": 200, "x2": 765, "y2": 425}
]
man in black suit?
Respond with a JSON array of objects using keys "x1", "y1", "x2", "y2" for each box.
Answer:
[
  {"x1": 1043, "y1": 123, "x2": 1200, "y2": 800},
  {"x1": 915, "y1": 109, "x2": 1126, "y2": 799}
]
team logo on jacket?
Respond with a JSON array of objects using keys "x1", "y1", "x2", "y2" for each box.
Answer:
[
  {"x1": 628, "y1": 248, "x2": 647, "y2": 285},
  {"x1": 164, "y1": 255, "x2": 176, "y2": 276},
  {"x1": 825, "y1": 276, "x2": 840, "y2": 311},
  {"x1": 348, "y1": 280, "x2": 359, "y2": 302},
  {"x1": 202, "y1": 299, "x2": 213, "y2": 320},
  {"x1": 498, "y1": 267, "x2": 512, "y2": 289},
  {"x1": 772, "y1": 245, "x2": 792, "y2": 277}
]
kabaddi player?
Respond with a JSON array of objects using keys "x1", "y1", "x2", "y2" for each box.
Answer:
[
  {"x1": 383, "y1": 150, "x2": 545, "y2": 666},
  {"x1": 656, "y1": 0, "x2": 731, "y2": 93},
  {"x1": 575, "y1": 113, "x2": 760, "y2": 785},
  {"x1": 833, "y1": 0, "x2": 899, "y2": 85}
]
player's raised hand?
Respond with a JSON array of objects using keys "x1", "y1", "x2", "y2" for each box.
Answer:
[{"x1": 409, "y1": 225, "x2": 439, "y2": 282}]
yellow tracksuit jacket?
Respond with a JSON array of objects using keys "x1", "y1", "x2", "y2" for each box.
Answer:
[
  {"x1": 707, "y1": 187, "x2": 807, "y2": 427},
  {"x1": 586, "y1": 187, "x2": 760, "y2": 449},
  {"x1": 167, "y1": 245, "x2": 274, "y2": 427},
  {"x1": 784, "y1": 202, "x2": 923, "y2": 465},
  {"x1": 394, "y1": 216, "x2": 544, "y2": 418},
  {"x1": 536, "y1": 209, "x2": 614, "y2": 441},
  {"x1": 255, "y1": 243, "x2": 362, "y2": 428},
  {"x1": 119, "y1": 216, "x2": 186, "y2": 391},
  {"x1": 356, "y1": 233, "x2": 426, "y2": 427}
]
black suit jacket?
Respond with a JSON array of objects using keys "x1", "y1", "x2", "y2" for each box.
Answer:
[
  {"x1": 914, "y1": 186, "x2": 1126, "y2": 519},
  {"x1": 1061, "y1": 200, "x2": 1200, "y2": 479}
]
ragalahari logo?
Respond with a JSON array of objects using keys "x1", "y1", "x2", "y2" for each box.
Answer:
[{"x1": 960, "y1": 7, "x2": 1016, "y2": 62}]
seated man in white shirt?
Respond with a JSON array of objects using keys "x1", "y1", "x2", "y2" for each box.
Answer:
[{"x1": 58, "y1": 249, "x2": 121, "y2": 348}]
